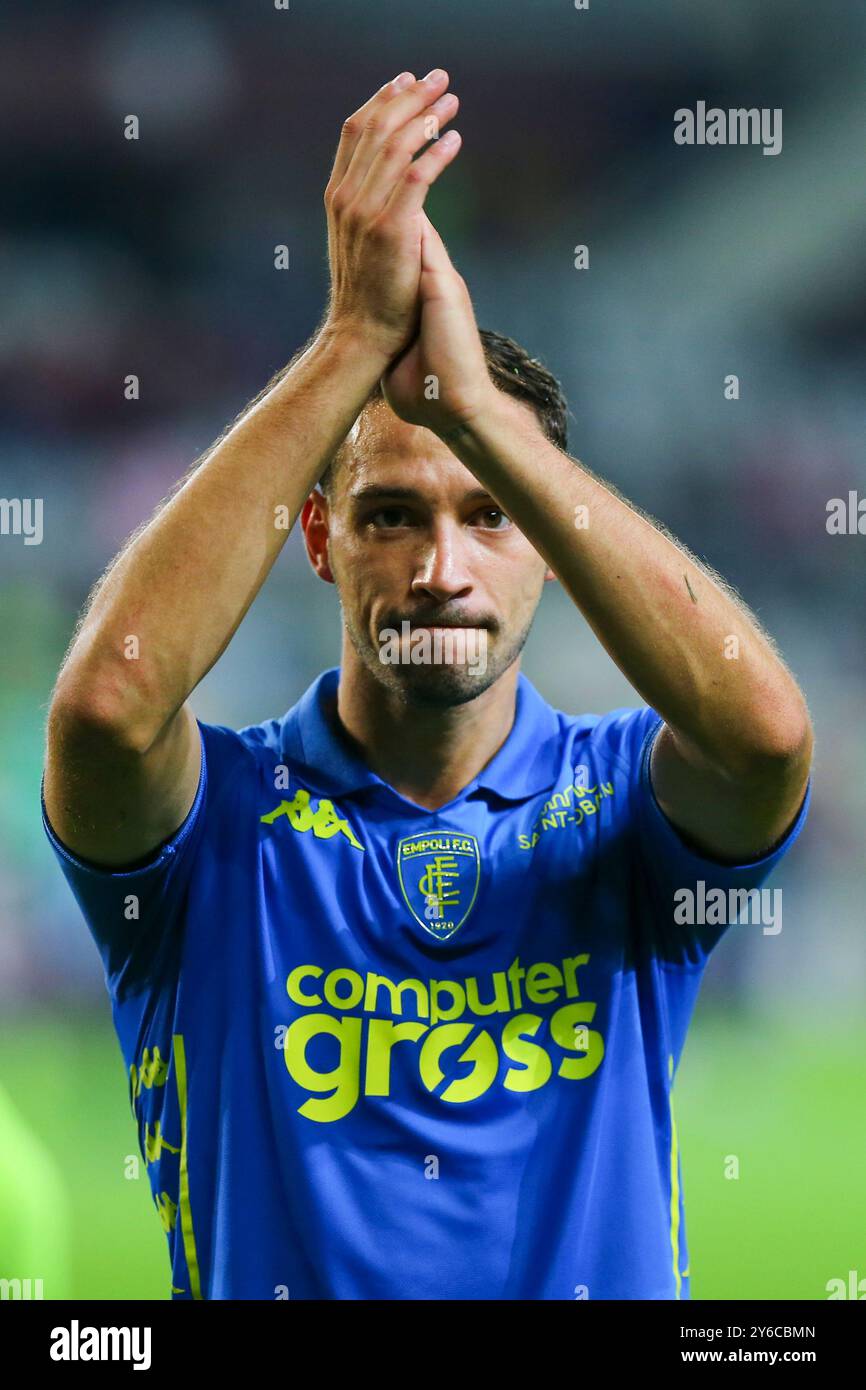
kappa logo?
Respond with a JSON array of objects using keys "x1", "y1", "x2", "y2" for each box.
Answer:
[
  {"x1": 396, "y1": 831, "x2": 480, "y2": 941},
  {"x1": 261, "y1": 787, "x2": 363, "y2": 851}
]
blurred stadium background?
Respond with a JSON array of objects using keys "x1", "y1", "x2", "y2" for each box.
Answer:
[{"x1": 1, "y1": 0, "x2": 864, "y2": 1299}]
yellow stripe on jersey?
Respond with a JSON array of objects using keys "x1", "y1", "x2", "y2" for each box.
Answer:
[
  {"x1": 668, "y1": 1052, "x2": 682, "y2": 1299},
  {"x1": 173, "y1": 1033, "x2": 202, "y2": 1300}
]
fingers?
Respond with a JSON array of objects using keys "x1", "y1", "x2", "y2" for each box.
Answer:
[
  {"x1": 420, "y1": 214, "x2": 451, "y2": 269},
  {"x1": 419, "y1": 215, "x2": 453, "y2": 280},
  {"x1": 327, "y1": 71, "x2": 416, "y2": 192},
  {"x1": 330, "y1": 69, "x2": 452, "y2": 205},
  {"x1": 353, "y1": 92, "x2": 460, "y2": 217},
  {"x1": 329, "y1": 73, "x2": 410, "y2": 192},
  {"x1": 381, "y1": 129, "x2": 462, "y2": 222},
  {"x1": 419, "y1": 214, "x2": 464, "y2": 296}
]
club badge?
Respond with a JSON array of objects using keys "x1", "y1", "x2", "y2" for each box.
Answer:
[{"x1": 396, "y1": 831, "x2": 481, "y2": 941}]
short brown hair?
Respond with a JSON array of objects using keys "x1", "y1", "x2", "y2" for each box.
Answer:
[{"x1": 319, "y1": 327, "x2": 569, "y2": 495}]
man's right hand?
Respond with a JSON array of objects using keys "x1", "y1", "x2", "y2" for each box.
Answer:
[
  {"x1": 323, "y1": 69, "x2": 462, "y2": 364},
  {"x1": 43, "y1": 79, "x2": 462, "y2": 873}
]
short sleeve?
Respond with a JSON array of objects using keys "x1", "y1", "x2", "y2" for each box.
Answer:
[
  {"x1": 629, "y1": 708, "x2": 811, "y2": 961},
  {"x1": 40, "y1": 719, "x2": 209, "y2": 1000}
]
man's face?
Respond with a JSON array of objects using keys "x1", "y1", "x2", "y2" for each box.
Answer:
[{"x1": 304, "y1": 400, "x2": 553, "y2": 708}]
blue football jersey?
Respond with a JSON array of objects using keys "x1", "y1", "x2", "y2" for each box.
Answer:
[{"x1": 41, "y1": 667, "x2": 809, "y2": 1299}]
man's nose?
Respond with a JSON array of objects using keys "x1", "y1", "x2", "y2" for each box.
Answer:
[{"x1": 410, "y1": 523, "x2": 473, "y2": 605}]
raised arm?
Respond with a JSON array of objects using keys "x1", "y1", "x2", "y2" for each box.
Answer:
[
  {"x1": 44, "y1": 69, "x2": 462, "y2": 868},
  {"x1": 381, "y1": 217, "x2": 813, "y2": 863}
]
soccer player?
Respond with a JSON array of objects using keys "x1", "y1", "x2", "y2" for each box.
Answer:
[{"x1": 42, "y1": 70, "x2": 812, "y2": 1300}]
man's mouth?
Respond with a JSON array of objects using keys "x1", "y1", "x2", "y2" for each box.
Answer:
[
  {"x1": 385, "y1": 616, "x2": 494, "y2": 632},
  {"x1": 374, "y1": 617, "x2": 492, "y2": 676}
]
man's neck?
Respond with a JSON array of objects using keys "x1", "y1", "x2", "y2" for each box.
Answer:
[{"x1": 334, "y1": 646, "x2": 519, "y2": 811}]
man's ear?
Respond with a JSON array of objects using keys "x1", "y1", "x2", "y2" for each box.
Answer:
[
  {"x1": 543, "y1": 566, "x2": 557, "y2": 583},
  {"x1": 300, "y1": 489, "x2": 335, "y2": 584}
]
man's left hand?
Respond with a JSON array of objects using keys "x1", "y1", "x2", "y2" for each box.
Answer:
[{"x1": 381, "y1": 214, "x2": 495, "y2": 438}]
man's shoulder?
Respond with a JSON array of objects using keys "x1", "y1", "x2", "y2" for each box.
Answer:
[
  {"x1": 552, "y1": 701, "x2": 663, "y2": 770},
  {"x1": 194, "y1": 712, "x2": 289, "y2": 781},
  {"x1": 235, "y1": 713, "x2": 286, "y2": 758},
  {"x1": 196, "y1": 707, "x2": 325, "y2": 791},
  {"x1": 198, "y1": 670, "x2": 332, "y2": 780}
]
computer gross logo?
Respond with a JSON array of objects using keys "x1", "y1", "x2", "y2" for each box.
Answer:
[{"x1": 396, "y1": 831, "x2": 480, "y2": 941}]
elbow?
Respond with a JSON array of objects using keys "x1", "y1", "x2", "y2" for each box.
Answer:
[
  {"x1": 47, "y1": 674, "x2": 157, "y2": 758},
  {"x1": 738, "y1": 697, "x2": 814, "y2": 789},
  {"x1": 763, "y1": 696, "x2": 813, "y2": 766}
]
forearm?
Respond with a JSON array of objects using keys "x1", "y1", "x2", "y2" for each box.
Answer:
[
  {"x1": 443, "y1": 392, "x2": 811, "y2": 781},
  {"x1": 54, "y1": 326, "x2": 385, "y2": 747}
]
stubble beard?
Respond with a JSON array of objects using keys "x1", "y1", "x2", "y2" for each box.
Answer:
[{"x1": 339, "y1": 601, "x2": 535, "y2": 710}]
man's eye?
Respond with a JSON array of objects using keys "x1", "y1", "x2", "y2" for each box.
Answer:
[
  {"x1": 475, "y1": 508, "x2": 511, "y2": 530},
  {"x1": 370, "y1": 508, "x2": 411, "y2": 528}
]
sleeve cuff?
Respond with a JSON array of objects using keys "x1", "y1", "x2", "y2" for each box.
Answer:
[
  {"x1": 40, "y1": 720, "x2": 207, "y2": 880},
  {"x1": 638, "y1": 715, "x2": 812, "y2": 875}
]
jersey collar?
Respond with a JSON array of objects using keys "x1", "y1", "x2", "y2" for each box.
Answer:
[{"x1": 280, "y1": 666, "x2": 563, "y2": 805}]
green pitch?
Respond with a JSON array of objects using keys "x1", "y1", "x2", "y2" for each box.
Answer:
[{"x1": 1, "y1": 1011, "x2": 863, "y2": 1300}]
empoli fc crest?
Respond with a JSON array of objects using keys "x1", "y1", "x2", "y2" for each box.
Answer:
[{"x1": 396, "y1": 831, "x2": 481, "y2": 941}]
